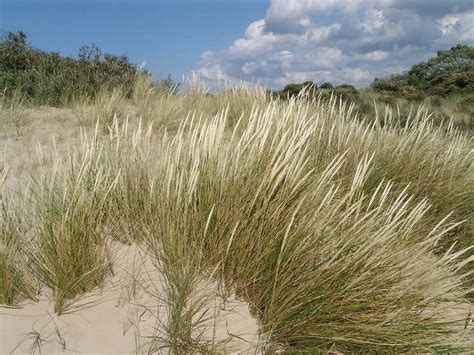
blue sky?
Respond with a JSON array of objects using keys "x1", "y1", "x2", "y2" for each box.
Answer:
[
  {"x1": 1, "y1": 0, "x2": 269, "y2": 82},
  {"x1": 1, "y1": 0, "x2": 473, "y2": 88}
]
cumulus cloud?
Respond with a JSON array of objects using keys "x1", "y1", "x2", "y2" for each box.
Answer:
[{"x1": 195, "y1": 0, "x2": 474, "y2": 89}]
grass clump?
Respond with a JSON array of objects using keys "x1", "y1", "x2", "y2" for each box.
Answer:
[
  {"x1": 29, "y1": 132, "x2": 116, "y2": 313},
  {"x1": 0, "y1": 168, "x2": 37, "y2": 305},
  {"x1": 104, "y1": 118, "x2": 156, "y2": 243},
  {"x1": 143, "y1": 99, "x2": 473, "y2": 352}
]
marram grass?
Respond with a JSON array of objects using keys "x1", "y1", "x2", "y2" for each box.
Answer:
[
  {"x1": 28, "y1": 130, "x2": 118, "y2": 313},
  {"x1": 0, "y1": 168, "x2": 38, "y2": 305},
  {"x1": 0, "y1": 81, "x2": 473, "y2": 351},
  {"x1": 144, "y1": 99, "x2": 473, "y2": 352}
]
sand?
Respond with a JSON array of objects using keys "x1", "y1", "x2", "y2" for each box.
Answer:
[{"x1": 0, "y1": 243, "x2": 260, "y2": 354}]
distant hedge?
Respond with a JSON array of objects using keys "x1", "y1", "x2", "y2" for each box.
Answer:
[
  {"x1": 0, "y1": 31, "x2": 141, "y2": 105},
  {"x1": 269, "y1": 81, "x2": 359, "y2": 102}
]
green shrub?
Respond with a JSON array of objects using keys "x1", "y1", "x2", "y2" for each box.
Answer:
[
  {"x1": 0, "y1": 31, "x2": 140, "y2": 106},
  {"x1": 371, "y1": 79, "x2": 404, "y2": 93},
  {"x1": 282, "y1": 83, "x2": 303, "y2": 97},
  {"x1": 428, "y1": 69, "x2": 474, "y2": 96},
  {"x1": 372, "y1": 44, "x2": 474, "y2": 97},
  {"x1": 319, "y1": 82, "x2": 333, "y2": 89},
  {"x1": 282, "y1": 81, "x2": 317, "y2": 97},
  {"x1": 333, "y1": 84, "x2": 360, "y2": 103}
]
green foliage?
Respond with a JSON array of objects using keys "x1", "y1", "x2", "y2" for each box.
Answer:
[
  {"x1": 281, "y1": 81, "x2": 317, "y2": 97},
  {"x1": 372, "y1": 44, "x2": 474, "y2": 97},
  {"x1": 407, "y1": 72, "x2": 422, "y2": 86},
  {"x1": 429, "y1": 69, "x2": 474, "y2": 97},
  {"x1": 410, "y1": 44, "x2": 474, "y2": 82},
  {"x1": 0, "y1": 31, "x2": 140, "y2": 106},
  {"x1": 335, "y1": 84, "x2": 357, "y2": 92},
  {"x1": 282, "y1": 83, "x2": 304, "y2": 97},
  {"x1": 333, "y1": 84, "x2": 359, "y2": 101},
  {"x1": 319, "y1": 82, "x2": 333, "y2": 89}
]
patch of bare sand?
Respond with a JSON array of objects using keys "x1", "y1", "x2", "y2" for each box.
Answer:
[
  {"x1": 0, "y1": 242, "x2": 260, "y2": 354},
  {"x1": 1, "y1": 107, "x2": 85, "y2": 193}
]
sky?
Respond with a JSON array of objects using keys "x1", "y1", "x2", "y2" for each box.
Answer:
[{"x1": 2, "y1": 0, "x2": 474, "y2": 89}]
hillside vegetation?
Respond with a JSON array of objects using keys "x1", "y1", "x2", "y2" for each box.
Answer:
[
  {"x1": 372, "y1": 44, "x2": 474, "y2": 97},
  {"x1": 0, "y1": 33, "x2": 473, "y2": 352},
  {"x1": 271, "y1": 45, "x2": 474, "y2": 133},
  {"x1": 0, "y1": 31, "x2": 140, "y2": 105}
]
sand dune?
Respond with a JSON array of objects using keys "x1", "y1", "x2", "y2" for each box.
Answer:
[{"x1": 1, "y1": 243, "x2": 260, "y2": 354}]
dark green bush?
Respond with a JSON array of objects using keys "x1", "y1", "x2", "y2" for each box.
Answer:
[
  {"x1": 332, "y1": 84, "x2": 361, "y2": 104},
  {"x1": 319, "y1": 82, "x2": 333, "y2": 89},
  {"x1": 371, "y1": 44, "x2": 474, "y2": 98},
  {"x1": 427, "y1": 70, "x2": 474, "y2": 97},
  {"x1": 410, "y1": 44, "x2": 473, "y2": 83},
  {"x1": 282, "y1": 83, "x2": 304, "y2": 97},
  {"x1": 281, "y1": 81, "x2": 317, "y2": 97},
  {"x1": 0, "y1": 31, "x2": 141, "y2": 106},
  {"x1": 371, "y1": 79, "x2": 403, "y2": 93}
]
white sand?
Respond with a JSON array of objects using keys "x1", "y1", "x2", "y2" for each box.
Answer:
[{"x1": 0, "y1": 243, "x2": 260, "y2": 354}]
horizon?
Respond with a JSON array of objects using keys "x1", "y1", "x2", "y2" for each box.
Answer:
[{"x1": 2, "y1": 0, "x2": 473, "y2": 89}]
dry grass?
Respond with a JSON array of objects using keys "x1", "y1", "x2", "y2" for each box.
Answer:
[
  {"x1": 27, "y1": 129, "x2": 117, "y2": 313},
  {"x1": 74, "y1": 87, "x2": 126, "y2": 128},
  {"x1": 0, "y1": 78, "x2": 473, "y2": 352},
  {"x1": 0, "y1": 168, "x2": 38, "y2": 305},
  {"x1": 0, "y1": 88, "x2": 30, "y2": 136},
  {"x1": 143, "y1": 98, "x2": 473, "y2": 352}
]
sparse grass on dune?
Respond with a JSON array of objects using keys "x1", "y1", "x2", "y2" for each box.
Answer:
[
  {"x1": 0, "y1": 88, "x2": 30, "y2": 136},
  {"x1": 128, "y1": 74, "x2": 267, "y2": 133},
  {"x1": 74, "y1": 86, "x2": 126, "y2": 128},
  {"x1": 0, "y1": 82, "x2": 473, "y2": 351}
]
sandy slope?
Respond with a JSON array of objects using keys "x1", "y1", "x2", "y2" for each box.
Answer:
[{"x1": 0, "y1": 243, "x2": 260, "y2": 354}]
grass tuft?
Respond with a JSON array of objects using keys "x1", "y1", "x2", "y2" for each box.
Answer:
[{"x1": 28, "y1": 131, "x2": 117, "y2": 313}]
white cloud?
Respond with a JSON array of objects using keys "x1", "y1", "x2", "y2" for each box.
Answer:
[
  {"x1": 342, "y1": 68, "x2": 372, "y2": 82},
  {"x1": 195, "y1": 0, "x2": 474, "y2": 89},
  {"x1": 364, "y1": 50, "x2": 390, "y2": 61},
  {"x1": 195, "y1": 64, "x2": 233, "y2": 83},
  {"x1": 267, "y1": 0, "x2": 363, "y2": 20},
  {"x1": 438, "y1": 11, "x2": 474, "y2": 42},
  {"x1": 361, "y1": 9, "x2": 385, "y2": 34},
  {"x1": 438, "y1": 15, "x2": 461, "y2": 36},
  {"x1": 245, "y1": 19, "x2": 266, "y2": 38},
  {"x1": 307, "y1": 24, "x2": 341, "y2": 44}
]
